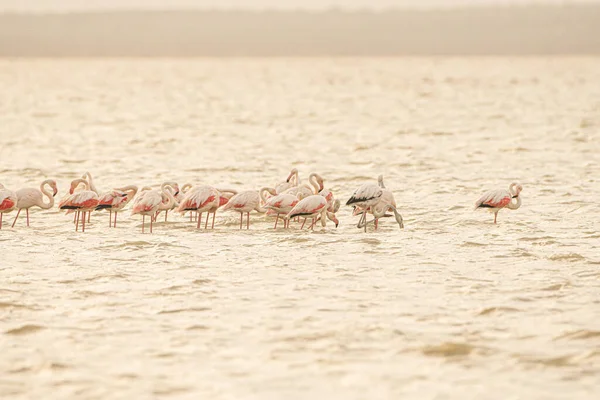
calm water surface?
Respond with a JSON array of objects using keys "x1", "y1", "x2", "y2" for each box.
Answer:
[{"x1": 0, "y1": 58, "x2": 599, "y2": 399}]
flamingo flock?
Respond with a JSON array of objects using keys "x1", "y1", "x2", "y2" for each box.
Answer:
[{"x1": 0, "y1": 170, "x2": 524, "y2": 233}]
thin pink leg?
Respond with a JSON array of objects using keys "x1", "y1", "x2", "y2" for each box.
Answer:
[
  {"x1": 75, "y1": 211, "x2": 80, "y2": 231},
  {"x1": 204, "y1": 212, "x2": 209, "y2": 229},
  {"x1": 300, "y1": 218, "x2": 306, "y2": 229},
  {"x1": 150, "y1": 216, "x2": 153, "y2": 233},
  {"x1": 246, "y1": 212, "x2": 250, "y2": 229},
  {"x1": 87, "y1": 211, "x2": 90, "y2": 224},
  {"x1": 494, "y1": 212, "x2": 498, "y2": 224},
  {"x1": 165, "y1": 210, "x2": 168, "y2": 222},
  {"x1": 142, "y1": 215, "x2": 145, "y2": 233},
  {"x1": 375, "y1": 218, "x2": 378, "y2": 230},
  {"x1": 26, "y1": 209, "x2": 30, "y2": 227},
  {"x1": 73, "y1": 212, "x2": 77, "y2": 224},
  {"x1": 109, "y1": 210, "x2": 112, "y2": 227},
  {"x1": 82, "y1": 211, "x2": 86, "y2": 233},
  {"x1": 0, "y1": 213, "x2": 3, "y2": 229},
  {"x1": 211, "y1": 212, "x2": 216, "y2": 229},
  {"x1": 239, "y1": 213, "x2": 243, "y2": 230},
  {"x1": 11, "y1": 209, "x2": 21, "y2": 228},
  {"x1": 274, "y1": 213, "x2": 279, "y2": 229},
  {"x1": 114, "y1": 211, "x2": 118, "y2": 228},
  {"x1": 197, "y1": 212, "x2": 202, "y2": 229}
]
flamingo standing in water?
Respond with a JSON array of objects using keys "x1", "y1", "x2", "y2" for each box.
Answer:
[
  {"x1": 346, "y1": 178, "x2": 383, "y2": 232},
  {"x1": 263, "y1": 191, "x2": 304, "y2": 229},
  {"x1": 154, "y1": 182, "x2": 180, "y2": 222},
  {"x1": 176, "y1": 185, "x2": 221, "y2": 229},
  {"x1": 59, "y1": 179, "x2": 99, "y2": 232},
  {"x1": 0, "y1": 184, "x2": 18, "y2": 230},
  {"x1": 95, "y1": 185, "x2": 138, "y2": 227},
  {"x1": 275, "y1": 168, "x2": 299, "y2": 194},
  {"x1": 11, "y1": 179, "x2": 58, "y2": 228},
  {"x1": 354, "y1": 175, "x2": 404, "y2": 231},
  {"x1": 286, "y1": 194, "x2": 339, "y2": 230},
  {"x1": 131, "y1": 183, "x2": 176, "y2": 233},
  {"x1": 221, "y1": 190, "x2": 266, "y2": 230},
  {"x1": 475, "y1": 183, "x2": 523, "y2": 224}
]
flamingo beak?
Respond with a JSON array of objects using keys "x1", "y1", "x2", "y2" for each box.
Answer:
[
  {"x1": 174, "y1": 191, "x2": 180, "y2": 196},
  {"x1": 69, "y1": 188, "x2": 74, "y2": 195},
  {"x1": 53, "y1": 188, "x2": 58, "y2": 197}
]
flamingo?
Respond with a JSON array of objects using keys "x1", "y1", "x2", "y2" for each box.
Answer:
[
  {"x1": 286, "y1": 195, "x2": 339, "y2": 230},
  {"x1": 95, "y1": 185, "x2": 138, "y2": 227},
  {"x1": 11, "y1": 179, "x2": 58, "y2": 228},
  {"x1": 263, "y1": 191, "x2": 304, "y2": 228},
  {"x1": 131, "y1": 183, "x2": 176, "y2": 233},
  {"x1": 475, "y1": 183, "x2": 523, "y2": 224},
  {"x1": 275, "y1": 168, "x2": 299, "y2": 194},
  {"x1": 355, "y1": 175, "x2": 404, "y2": 231},
  {"x1": 221, "y1": 190, "x2": 266, "y2": 230},
  {"x1": 59, "y1": 178, "x2": 99, "y2": 232},
  {"x1": 176, "y1": 185, "x2": 221, "y2": 230},
  {"x1": 0, "y1": 184, "x2": 18, "y2": 230},
  {"x1": 346, "y1": 178, "x2": 383, "y2": 232},
  {"x1": 283, "y1": 172, "x2": 323, "y2": 198},
  {"x1": 155, "y1": 182, "x2": 180, "y2": 222}
]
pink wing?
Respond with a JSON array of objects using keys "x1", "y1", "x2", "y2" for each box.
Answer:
[{"x1": 475, "y1": 189, "x2": 511, "y2": 209}]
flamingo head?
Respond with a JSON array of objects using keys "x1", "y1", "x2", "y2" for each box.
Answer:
[
  {"x1": 51, "y1": 181, "x2": 58, "y2": 197},
  {"x1": 332, "y1": 216, "x2": 339, "y2": 228},
  {"x1": 286, "y1": 168, "x2": 298, "y2": 183}
]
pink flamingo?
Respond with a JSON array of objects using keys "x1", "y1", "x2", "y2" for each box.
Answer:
[
  {"x1": 0, "y1": 184, "x2": 18, "y2": 230},
  {"x1": 286, "y1": 194, "x2": 339, "y2": 230},
  {"x1": 176, "y1": 185, "x2": 221, "y2": 229},
  {"x1": 275, "y1": 168, "x2": 299, "y2": 194},
  {"x1": 221, "y1": 190, "x2": 266, "y2": 230},
  {"x1": 353, "y1": 175, "x2": 404, "y2": 231},
  {"x1": 283, "y1": 172, "x2": 323, "y2": 198},
  {"x1": 11, "y1": 179, "x2": 58, "y2": 228},
  {"x1": 263, "y1": 191, "x2": 305, "y2": 228},
  {"x1": 154, "y1": 182, "x2": 180, "y2": 222},
  {"x1": 131, "y1": 183, "x2": 176, "y2": 233},
  {"x1": 59, "y1": 179, "x2": 99, "y2": 232},
  {"x1": 475, "y1": 183, "x2": 523, "y2": 224},
  {"x1": 346, "y1": 178, "x2": 384, "y2": 232},
  {"x1": 96, "y1": 185, "x2": 138, "y2": 227}
]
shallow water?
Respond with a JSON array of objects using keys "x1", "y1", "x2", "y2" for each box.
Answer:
[{"x1": 0, "y1": 58, "x2": 599, "y2": 399}]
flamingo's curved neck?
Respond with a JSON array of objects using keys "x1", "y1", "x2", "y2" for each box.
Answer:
[
  {"x1": 308, "y1": 174, "x2": 322, "y2": 194},
  {"x1": 507, "y1": 195, "x2": 522, "y2": 210},
  {"x1": 259, "y1": 187, "x2": 275, "y2": 204},
  {"x1": 160, "y1": 184, "x2": 176, "y2": 210},
  {"x1": 84, "y1": 172, "x2": 99, "y2": 194},
  {"x1": 39, "y1": 180, "x2": 55, "y2": 209}
]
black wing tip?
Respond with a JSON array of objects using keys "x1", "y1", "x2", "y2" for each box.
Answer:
[{"x1": 95, "y1": 205, "x2": 111, "y2": 210}]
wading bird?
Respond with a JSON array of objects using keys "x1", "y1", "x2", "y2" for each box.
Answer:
[{"x1": 475, "y1": 183, "x2": 523, "y2": 224}]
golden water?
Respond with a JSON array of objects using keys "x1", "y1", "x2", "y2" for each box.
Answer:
[{"x1": 1, "y1": 58, "x2": 599, "y2": 399}]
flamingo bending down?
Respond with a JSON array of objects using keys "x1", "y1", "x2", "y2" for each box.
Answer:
[
  {"x1": 131, "y1": 183, "x2": 176, "y2": 233},
  {"x1": 346, "y1": 178, "x2": 384, "y2": 232},
  {"x1": 176, "y1": 185, "x2": 221, "y2": 230},
  {"x1": 355, "y1": 175, "x2": 404, "y2": 231},
  {"x1": 475, "y1": 183, "x2": 523, "y2": 224},
  {"x1": 11, "y1": 179, "x2": 58, "y2": 228},
  {"x1": 286, "y1": 195, "x2": 339, "y2": 230},
  {"x1": 0, "y1": 184, "x2": 18, "y2": 230},
  {"x1": 221, "y1": 190, "x2": 266, "y2": 230},
  {"x1": 96, "y1": 185, "x2": 138, "y2": 227},
  {"x1": 59, "y1": 179, "x2": 99, "y2": 232},
  {"x1": 264, "y1": 192, "x2": 304, "y2": 228}
]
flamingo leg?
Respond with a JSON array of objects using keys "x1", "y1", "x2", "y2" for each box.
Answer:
[
  {"x1": 109, "y1": 210, "x2": 112, "y2": 227},
  {"x1": 75, "y1": 211, "x2": 80, "y2": 231},
  {"x1": 82, "y1": 211, "x2": 86, "y2": 233},
  {"x1": 197, "y1": 212, "x2": 201, "y2": 229},
  {"x1": 142, "y1": 215, "x2": 145, "y2": 233},
  {"x1": 274, "y1": 213, "x2": 279, "y2": 229},
  {"x1": 0, "y1": 213, "x2": 3, "y2": 229},
  {"x1": 494, "y1": 212, "x2": 498, "y2": 224},
  {"x1": 150, "y1": 216, "x2": 153, "y2": 233},
  {"x1": 239, "y1": 213, "x2": 243, "y2": 230},
  {"x1": 246, "y1": 212, "x2": 250, "y2": 230},
  {"x1": 87, "y1": 211, "x2": 90, "y2": 224},
  {"x1": 211, "y1": 212, "x2": 216, "y2": 229},
  {"x1": 26, "y1": 209, "x2": 30, "y2": 227},
  {"x1": 375, "y1": 218, "x2": 379, "y2": 230},
  {"x1": 73, "y1": 212, "x2": 77, "y2": 224},
  {"x1": 165, "y1": 210, "x2": 168, "y2": 222},
  {"x1": 11, "y1": 209, "x2": 21, "y2": 228},
  {"x1": 189, "y1": 212, "x2": 193, "y2": 222},
  {"x1": 204, "y1": 212, "x2": 209, "y2": 229},
  {"x1": 363, "y1": 210, "x2": 368, "y2": 232},
  {"x1": 300, "y1": 218, "x2": 306, "y2": 229},
  {"x1": 114, "y1": 211, "x2": 118, "y2": 228}
]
